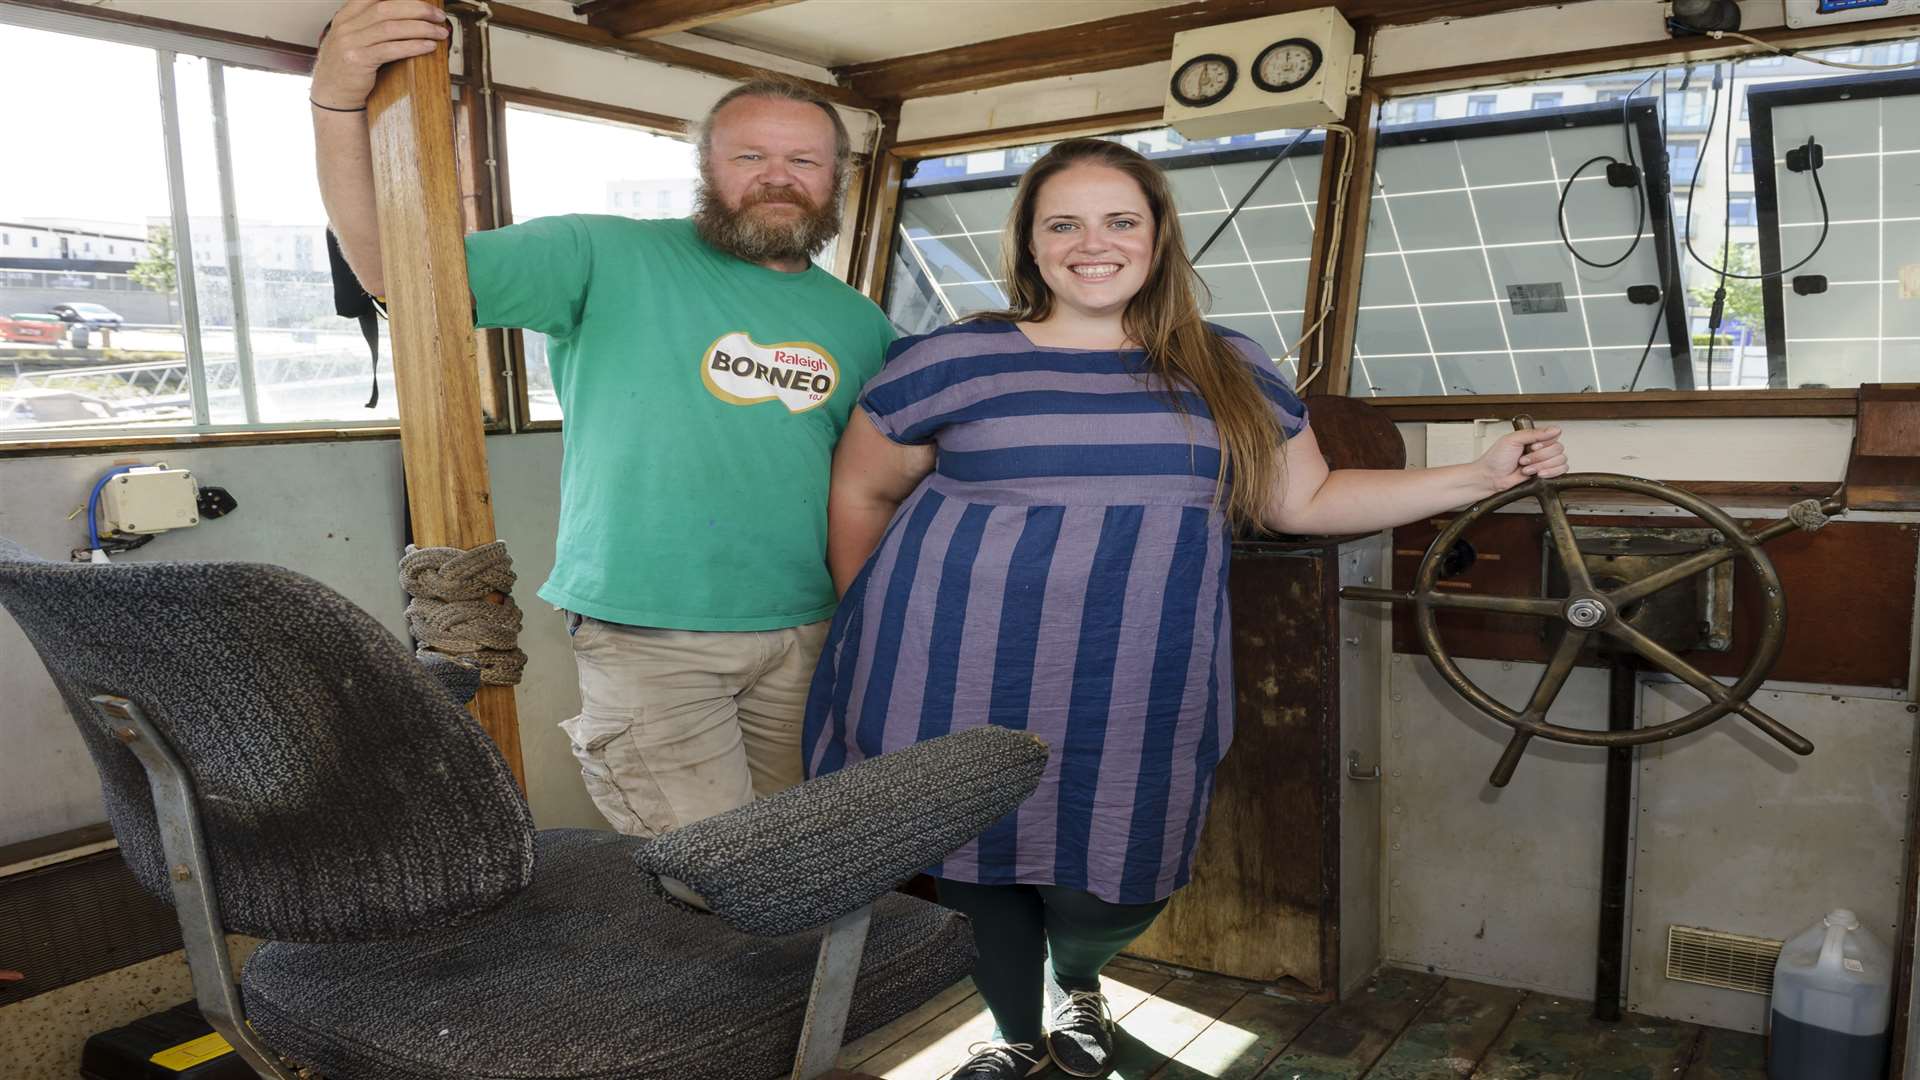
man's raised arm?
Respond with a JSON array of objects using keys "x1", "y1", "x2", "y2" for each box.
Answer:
[{"x1": 309, "y1": 0, "x2": 451, "y2": 296}]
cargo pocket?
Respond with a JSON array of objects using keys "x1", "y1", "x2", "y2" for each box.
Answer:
[{"x1": 559, "y1": 714, "x2": 657, "y2": 838}]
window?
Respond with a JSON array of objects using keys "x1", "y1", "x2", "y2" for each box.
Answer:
[
  {"x1": 1349, "y1": 40, "x2": 1920, "y2": 397},
  {"x1": 1669, "y1": 140, "x2": 1702, "y2": 182},
  {"x1": 1467, "y1": 95, "x2": 1498, "y2": 116},
  {"x1": 885, "y1": 127, "x2": 1325, "y2": 384},
  {"x1": 1, "y1": 18, "x2": 396, "y2": 439},
  {"x1": 501, "y1": 103, "x2": 698, "y2": 422},
  {"x1": 1383, "y1": 98, "x2": 1437, "y2": 125},
  {"x1": 1531, "y1": 92, "x2": 1564, "y2": 110},
  {"x1": 1351, "y1": 100, "x2": 1689, "y2": 396}
]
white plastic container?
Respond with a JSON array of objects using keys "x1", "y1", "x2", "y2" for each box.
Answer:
[{"x1": 1768, "y1": 909, "x2": 1892, "y2": 1080}]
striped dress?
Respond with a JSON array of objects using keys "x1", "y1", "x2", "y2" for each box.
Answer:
[{"x1": 802, "y1": 319, "x2": 1309, "y2": 904}]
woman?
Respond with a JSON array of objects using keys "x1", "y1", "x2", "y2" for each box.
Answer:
[{"x1": 805, "y1": 139, "x2": 1566, "y2": 1080}]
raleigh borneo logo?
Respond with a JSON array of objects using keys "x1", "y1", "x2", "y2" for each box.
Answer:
[{"x1": 701, "y1": 331, "x2": 839, "y2": 414}]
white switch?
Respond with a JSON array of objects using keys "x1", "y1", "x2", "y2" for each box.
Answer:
[{"x1": 100, "y1": 467, "x2": 199, "y2": 535}]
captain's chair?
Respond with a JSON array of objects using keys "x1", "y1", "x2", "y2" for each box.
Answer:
[{"x1": 0, "y1": 538, "x2": 1047, "y2": 1080}]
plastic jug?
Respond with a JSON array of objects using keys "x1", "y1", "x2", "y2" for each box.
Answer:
[{"x1": 1768, "y1": 909, "x2": 1892, "y2": 1080}]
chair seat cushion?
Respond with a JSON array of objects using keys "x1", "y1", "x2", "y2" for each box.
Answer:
[{"x1": 241, "y1": 829, "x2": 974, "y2": 1080}]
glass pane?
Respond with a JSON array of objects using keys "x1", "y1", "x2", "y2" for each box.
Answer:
[
  {"x1": 501, "y1": 105, "x2": 696, "y2": 421},
  {"x1": 1352, "y1": 36, "x2": 1920, "y2": 397},
  {"x1": 0, "y1": 25, "x2": 194, "y2": 436},
  {"x1": 886, "y1": 127, "x2": 1323, "y2": 382},
  {"x1": 219, "y1": 63, "x2": 397, "y2": 424}
]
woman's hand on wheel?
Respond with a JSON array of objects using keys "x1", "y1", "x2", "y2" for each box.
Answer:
[{"x1": 1479, "y1": 426, "x2": 1568, "y2": 492}]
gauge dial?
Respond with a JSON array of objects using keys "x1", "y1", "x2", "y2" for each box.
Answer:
[
  {"x1": 1170, "y1": 53, "x2": 1238, "y2": 108},
  {"x1": 1253, "y1": 38, "x2": 1324, "y2": 94}
]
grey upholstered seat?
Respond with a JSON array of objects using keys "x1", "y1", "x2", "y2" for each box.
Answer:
[{"x1": 0, "y1": 538, "x2": 1047, "y2": 1080}]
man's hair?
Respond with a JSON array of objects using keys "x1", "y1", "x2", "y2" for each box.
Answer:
[{"x1": 696, "y1": 77, "x2": 853, "y2": 196}]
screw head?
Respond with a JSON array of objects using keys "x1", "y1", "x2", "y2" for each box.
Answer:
[
  {"x1": 113, "y1": 727, "x2": 139, "y2": 744},
  {"x1": 1707, "y1": 634, "x2": 1729, "y2": 650},
  {"x1": 171, "y1": 864, "x2": 191, "y2": 881}
]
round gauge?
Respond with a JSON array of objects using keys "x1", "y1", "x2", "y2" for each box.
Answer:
[
  {"x1": 1253, "y1": 37, "x2": 1324, "y2": 94},
  {"x1": 1170, "y1": 53, "x2": 1238, "y2": 109}
]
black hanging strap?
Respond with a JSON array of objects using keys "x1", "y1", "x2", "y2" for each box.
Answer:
[{"x1": 325, "y1": 227, "x2": 385, "y2": 408}]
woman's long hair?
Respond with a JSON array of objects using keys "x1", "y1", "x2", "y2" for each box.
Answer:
[{"x1": 982, "y1": 137, "x2": 1284, "y2": 530}]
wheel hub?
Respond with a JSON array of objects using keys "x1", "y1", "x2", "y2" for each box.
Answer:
[{"x1": 1564, "y1": 597, "x2": 1609, "y2": 628}]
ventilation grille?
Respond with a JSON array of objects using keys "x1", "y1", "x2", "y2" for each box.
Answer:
[
  {"x1": 0, "y1": 847, "x2": 181, "y2": 1006},
  {"x1": 1666, "y1": 924, "x2": 1784, "y2": 995}
]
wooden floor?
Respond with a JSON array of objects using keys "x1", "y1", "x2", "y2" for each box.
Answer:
[{"x1": 837, "y1": 958, "x2": 1767, "y2": 1079}]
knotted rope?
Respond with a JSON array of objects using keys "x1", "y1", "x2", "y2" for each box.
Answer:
[
  {"x1": 399, "y1": 541, "x2": 527, "y2": 686},
  {"x1": 1786, "y1": 498, "x2": 1835, "y2": 533}
]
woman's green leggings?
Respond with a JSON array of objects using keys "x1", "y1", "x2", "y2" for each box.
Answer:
[{"x1": 936, "y1": 879, "x2": 1170, "y2": 1046}]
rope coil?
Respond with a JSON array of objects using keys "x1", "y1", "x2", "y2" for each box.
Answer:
[
  {"x1": 399, "y1": 541, "x2": 527, "y2": 686},
  {"x1": 1786, "y1": 498, "x2": 1834, "y2": 533}
]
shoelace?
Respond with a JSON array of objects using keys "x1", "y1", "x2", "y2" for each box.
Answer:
[
  {"x1": 1054, "y1": 989, "x2": 1113, "y2": 1031},
  {"x1": 943, "y1": 1040, "x2": 1043, "y2": 1078}
]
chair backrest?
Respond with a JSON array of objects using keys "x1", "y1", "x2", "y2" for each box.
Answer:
[{"x1": 0, "y1": 538, "x2": 534, "y2": 943}]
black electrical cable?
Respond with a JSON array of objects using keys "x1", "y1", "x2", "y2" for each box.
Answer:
[
  {"x1": 1190, "y1": 126, "x2": 1316, "y2": 265},
  {"x1": 1557, "y1": 70, "x2": 1658, "y2": 271},
  {"x1": 1681, "y1": 71, "x2": 1831, "y2": 282}
]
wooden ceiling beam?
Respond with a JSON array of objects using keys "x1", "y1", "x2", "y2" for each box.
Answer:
[
  {"x1": 577, "y1": 0, "x2": 807, "y2": 40},
  {"x1": 459, "y1": 1, "x2": 875, "y2": 109},
  {"x1": 836, "y1": 0, "x2": 1560, "y2": 101}
]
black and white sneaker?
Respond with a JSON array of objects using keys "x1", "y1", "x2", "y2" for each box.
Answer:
[
  {"x1": 1044, "y1": 989, "x2": 1115, "y2": 1077},
  {"x1": 945, "y1": 1040, "x2": 1051, "y2": 1079}
]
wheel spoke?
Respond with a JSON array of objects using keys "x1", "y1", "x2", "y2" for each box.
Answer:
[
  {"x1": 1536, "y1": 484, "x2": 1593, "y2": 593},
  {"x1": 1489, "y1": 732, "x2": 1533, "y2": 788},
  {"x1": 1424, "y1": 593, "x2": 1564, "y2": 618},
  {"x1": 1604, "y1": 621, "x2": 1813, "y2": 754},
  {"x1": 1521, "y1": 629, "x2": 1589, "y2": 720},
  {"x1": 1604, "y1": 620, "x2": 1728, "y2": 703},
  {"x1": 1607, "y1": 545, "x2": 1737, "y2": 608}
]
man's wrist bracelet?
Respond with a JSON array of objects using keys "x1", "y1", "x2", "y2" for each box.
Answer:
[{"x1": 310, "y1": 98, "x2": 368, "y2": 113}]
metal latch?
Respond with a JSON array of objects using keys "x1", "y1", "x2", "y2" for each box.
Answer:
[{"x1": 1347, "y1": 750, "x2": 1381, "y2": 781}]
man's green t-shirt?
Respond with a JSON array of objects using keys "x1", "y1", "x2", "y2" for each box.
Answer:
[{"x1": 466, "y1": 215, "x2": 894, "y2": 631}]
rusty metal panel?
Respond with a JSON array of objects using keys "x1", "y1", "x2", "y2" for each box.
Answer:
[
  {"x1": 1384, "y1": 655, "x2": 1612, "y2": 998},
  {"x1": 1129, "y1": 544, "x2": 1338, "y2": 987},
  {"x1": 1339, "y1": 535, "x2": 1390, "y2": 998},
  {"x1": 1626, "y1": 684, "x2": 1913, "y2": 1034}
]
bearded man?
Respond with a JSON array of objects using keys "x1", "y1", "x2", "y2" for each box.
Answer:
[{"x1": 310, "y1": 0, "x2": 894, "y2": 837}]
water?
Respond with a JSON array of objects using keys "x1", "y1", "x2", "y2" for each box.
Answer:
[{"x1": 1768, "y1": 1010, "x2": 1888, "y2": 1080}]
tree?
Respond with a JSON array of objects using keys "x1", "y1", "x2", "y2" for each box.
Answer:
[
  {"x1": 1687, "y1": 243, "x2": 1766, "y2": 343},
  {"x1": 130, "y1": 226, "x2": 177, "y2": 295}
]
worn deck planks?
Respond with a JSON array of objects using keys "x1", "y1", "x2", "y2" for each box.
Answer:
[
  {"x1": 1473, "y1": 994, "x2": 1699, "y2": 1080},
  {"x1": 1366, "y1": 979, "x2": 1527, "y2": 1079},
  {"x1": 851, "y1": 964, "x2": 1768, "y2": 1079}
]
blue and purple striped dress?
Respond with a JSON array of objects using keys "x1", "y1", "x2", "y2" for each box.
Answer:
[{"x1": 802, "y1": 319, "x2": 1309, "y2": 904}]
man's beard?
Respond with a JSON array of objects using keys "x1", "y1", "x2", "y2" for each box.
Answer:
[{"x1": 693, "y1": 175, "x2": 842, "y2": 265}]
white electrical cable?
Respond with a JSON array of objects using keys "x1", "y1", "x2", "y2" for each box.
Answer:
[
  {"x1": 1289, "y1": 122, "x2": 1357, "y2": 393},
  {"x1": 1707, "y1": 29, "x2": 1920, "y2": 71}
]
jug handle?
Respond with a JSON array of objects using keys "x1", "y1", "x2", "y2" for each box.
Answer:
[{"x1": 1819, "y1": 922, "x2": 1850, "y2": 971}]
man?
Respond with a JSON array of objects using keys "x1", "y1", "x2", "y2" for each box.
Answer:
[{"x1": 311, "y1": 0, "x2": 895, "y2": 838}]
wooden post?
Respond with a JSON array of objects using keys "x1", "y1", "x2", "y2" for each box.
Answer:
[{"x1": 367, "y1": 2, "x2": 525, "y2": 788}]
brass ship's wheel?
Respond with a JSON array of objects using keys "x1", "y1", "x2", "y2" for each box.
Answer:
[{"x1": 1344, "y1": 420, "x2": 1842, "y2": 787}]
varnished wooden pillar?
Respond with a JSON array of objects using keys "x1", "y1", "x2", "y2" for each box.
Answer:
[{"x1": 367, "y1": 0, "x2": 525, "y2": 788}]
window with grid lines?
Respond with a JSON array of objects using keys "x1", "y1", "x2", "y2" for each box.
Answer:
[
  {"x1": 1351, "y1": 38, "x2": 1920, "y2": 396},
  {"x1": 885, "y1": 128, "x2": 1324, "y2": 383},
  {"x1": 1753, "y1": 72, "x2": 1920, "y2": 387}
]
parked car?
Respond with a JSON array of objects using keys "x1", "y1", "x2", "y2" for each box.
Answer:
[
  {"x1": 0, "y1": 389, "x2": 119, "y2": 428},
  {"x1": 49, "y1": 302, "x2": 125, "y2": 330},
  {"x1": 0, "y1": 313, "x2": 67, "y2": 345}
]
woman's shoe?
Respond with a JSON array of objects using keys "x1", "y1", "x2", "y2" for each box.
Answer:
[
  {"x1": 1044, "y1": 989, "x2": 1115, "y2": 1077},
  {"x1": 945, "y1": 1040, "x2": 1052, "y2": 1078}
]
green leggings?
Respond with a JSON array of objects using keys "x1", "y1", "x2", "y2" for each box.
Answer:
[{"x1": 936, "y1": 879, "x2": 1169, "y2": 1046}]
